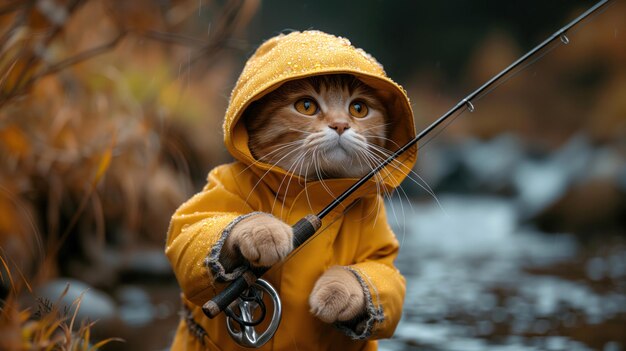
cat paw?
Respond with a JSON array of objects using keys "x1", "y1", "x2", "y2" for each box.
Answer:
[
  {"x1": 227, "y1": 213, "x2": 293, "y2": 267},
  {"x1": 309, "y1": 266, "x2": 365, "y2": 323}
]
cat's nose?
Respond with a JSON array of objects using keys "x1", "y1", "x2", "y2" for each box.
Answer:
[{"x1": 328, "y1": 122, "x2": 350, "y2": 135}]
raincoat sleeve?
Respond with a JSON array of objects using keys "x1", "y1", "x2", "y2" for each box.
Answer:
[
  {"x1": 165, "y1": 164, "x2": 255, "y2": 307},
  {"x1": 340, "y1": 196, "x2": 406, "y2": 340}
]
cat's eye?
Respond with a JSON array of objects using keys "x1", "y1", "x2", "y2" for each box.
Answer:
[
  {"x1": 349, "y1": 100, "x2": 369, "y2": 118},
  {"x1": 294, "y1": 98, "x2": 319, "y2": 116}
]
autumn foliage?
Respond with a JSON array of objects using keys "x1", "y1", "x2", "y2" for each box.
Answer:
[{"x1": 0, "y1": 0, "x2": 257, "y2": 349}]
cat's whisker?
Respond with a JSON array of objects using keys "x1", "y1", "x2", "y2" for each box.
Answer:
[
  {"x1": 303, "y1": 134, "x2": 331, "y2": 150},
  {"x1": 312, "y1": 150, "x2": 327, "y2": 181},
  {"x1": 289, "y1": 127, "x2": 314, "y2": 135},
  {"x1": 363, "y1": 135, "x2": 392, "y2": 143},
  {"x1": 243, "y1": 71, "x2": 421, "y2": 225},
  {"x1": 243, "y1": 143, "x2": 307, "y2": 205},
  {"x1": 355, "y1": 150, "x2": 392, "y2": 225},
  {"x1": 359, "y1": 122, "x2": 393, "y2": 134},
  {"x1": 367, "y1": 155, "x2": 413, "y2": 246},
  {"x1": 312, "y1": 149, "x2": 339, "y2": 202},
  {"x1": 271, "y1": 149, "x2": 312, "y2": 217},
  {"x1": 281, "y1": 150, "x2": 313, "y2": 214},
  {"x1": 362, "y1": 135, "x2": 404, "y2": 152},
  {"x1": 271, "y1": 163, "x2": 299, "y2": 216},
  {"x1": 363, "y1": 133, "x2": 401, "y2": 145},
  {"x1": 355, "y1": 149, "x2": 387, "y2": 192},
  {"x1": 360, "y1": 149, "x2": 412, "y2": 243},
  {"x1": 363, "y1": 144, "x2": 447, "y2": 216},
  {"x1": 354, "y1": 149, "x2": 368, "y2": 175},
  {"x1": 365, "y1": 146, "x2": 425, "y2": 191},
  {"x1": 301, "y1": 150, "x2": 315, "y2": 212},
  {"x1": 366, "y1": 155, "x2": 410, "y2": 236},
  {"x1": 367, "y1": 144, "x2": 438, "y2": 197},
  {"x1": 359, "y1": 150, "x2": 394, "y2": 199},
  {"x1": 236, "y1": 140, "x2": 306, "y2": 177}
]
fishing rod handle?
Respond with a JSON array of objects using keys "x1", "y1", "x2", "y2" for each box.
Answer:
[{"x1": 202, "y1": 214, "x2": 322, "y2": 319}]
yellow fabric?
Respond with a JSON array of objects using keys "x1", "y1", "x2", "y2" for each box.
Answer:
[{"x1": 166, "y1": 30, "x2": 416, "y2": 350}]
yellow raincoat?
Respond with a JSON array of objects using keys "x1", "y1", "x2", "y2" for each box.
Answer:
[{"x1": 166, "y1": 30, "x2": 417, "y2": 350}]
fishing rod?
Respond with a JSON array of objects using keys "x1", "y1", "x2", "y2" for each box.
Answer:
[{"x1": 202, "y1": 0, "x2": 612, "y2": 347}]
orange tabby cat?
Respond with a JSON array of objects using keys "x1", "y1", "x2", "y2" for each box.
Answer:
[
  {"x1": 221, "y1": 74, "x2": 389, "y2": 324},
  {"x1": 166, "y1": 30, "x2": 415, "y2": 351}
]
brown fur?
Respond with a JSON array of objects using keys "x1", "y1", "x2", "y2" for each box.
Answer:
[
  {"x1": 222, "y1": 213, "x2": 293, "y2": 268},
  {"x1": 309, "y1": 266, "x2": 366, "y2": 323}
]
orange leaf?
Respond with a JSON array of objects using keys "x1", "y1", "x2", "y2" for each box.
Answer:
[
  {"x1": 92, "y1": 134, "x2": 116, "y2": 186},
  {"x1": 0, "y1": 125, "x2": 31, "y2": 157}
]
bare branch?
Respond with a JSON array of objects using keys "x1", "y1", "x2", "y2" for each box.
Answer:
[
  {"x1": 183, "y1": 0, "x2": 248, "y2": 70},
  {"x1": 0, "y1": 1, "x2": 34, "y2": 50},
  {"x1": 34, "y1": 31, "x2": 127, "y2": 78},
  {"x1": 0, "y1": 31, "x2": 126, "y2": 107},
  {"x1": 140, "y1": 29, "x2": 208, "y2": 47},
  {"x1": 0, "y1": 0, "x2": 255, "y2": 108},
  {"x1": 0, "y1": 1, "x2": 28, "y2": 16}
]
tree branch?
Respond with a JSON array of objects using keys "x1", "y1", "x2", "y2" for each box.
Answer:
[{"x1": 35, "y1": 31, "x2": 127, "y2": 79}]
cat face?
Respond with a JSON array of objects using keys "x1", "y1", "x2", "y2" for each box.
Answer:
[{"x1": 244, "y1": 75, "x2": 389, "y2": 179}]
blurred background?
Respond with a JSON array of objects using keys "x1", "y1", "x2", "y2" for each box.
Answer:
[{"x1": 0, "y1": 0, "x2": 624, "y2": 350}]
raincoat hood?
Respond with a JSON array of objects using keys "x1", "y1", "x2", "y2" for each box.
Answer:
[{"x1": 223, "y1": 30, "x2": 417, "y2": 188}]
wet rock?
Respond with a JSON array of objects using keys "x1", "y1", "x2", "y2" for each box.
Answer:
[
  {"x1": 603, "y1": 341, "x2": 622, "y2": 351},
  {"x1": 518, "y1": 136, "x2": 626, "y2": 231},
  {"x1": 414, "y1": 135, "x2": 523, "y2": 196},
  {"x1": 393, "y1": 195, "x2": 577, "y2": 261},
  {"x1": 512, "y1": 135, "x2": 596, "y2": 217},
  {"x1": 385, "y1": 192, "x2": 625, "y2": 351},
  {"x1": 586, "y1": 257, "x2": 608, "y2": 281},
  {"x1": 411, "y1": 141, "x2": 463, "y2": 195},
  {"x1": 117, "y1": 285, "x2": 155, "y2": 327},
  {"x1": 608, "y1": 251, "x2": 626, "y2": 279},
  {"x1": 513, "y1": 158, "x2": 571, "y2": 217},
  {"x1": 533, "y1": 179, "x2": 625, "y2": 235},
  {"x1": 584, "y1": 147, "x2": 624, "y2": 182},
  {"x1": 65, "y1": 249, "x2": 121, "y2": 288},
  {"x1": 459, "y1": 134, "x2": 524, "y2": 192}
]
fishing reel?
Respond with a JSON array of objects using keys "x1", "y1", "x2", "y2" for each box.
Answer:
[
  {"x1": 225, "y1": 278, "x2": 282, "y2": 348},
  {"x1": 203, "y1": 216, "x2": 322, "y2": 347}
]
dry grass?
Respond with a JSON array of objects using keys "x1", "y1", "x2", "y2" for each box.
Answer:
[
  {"x1": 0, "y1": 271, "x2": 122, "y2": 351},
  {"x1": 0, "y1": 0, "x2": 258, "y2": 348}
]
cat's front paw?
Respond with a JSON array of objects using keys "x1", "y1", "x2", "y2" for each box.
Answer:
[
  {"x1": 227, "y1": 213, "x2": 293, "y2": 267},
  {"x1": 309, "y1": 266, "x2": 365, "y2": 323}
]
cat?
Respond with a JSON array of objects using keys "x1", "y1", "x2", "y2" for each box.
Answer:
[
  {"x1": 167, "y1": 30, "x2": 414, "y2": 350},
  {"x1": 220, "y1": 74, "x2": 390, "y2": 325},
  {"x1": 245, "y1": 74, "x2": 389, "y2": 180}
]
